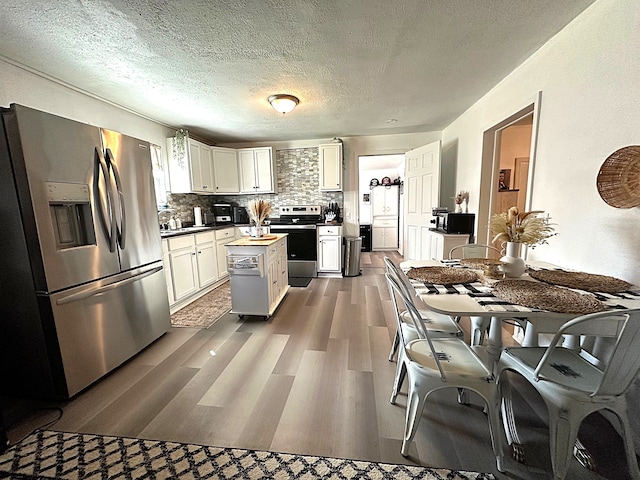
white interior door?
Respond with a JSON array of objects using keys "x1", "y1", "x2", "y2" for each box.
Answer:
[{"x1": 403, "y1": 140, "x2": 441, "y2": 260}]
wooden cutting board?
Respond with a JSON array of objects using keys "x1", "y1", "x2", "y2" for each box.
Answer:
[{"x1": 248, "y1": 234, "x2": 278, "y2": 241}]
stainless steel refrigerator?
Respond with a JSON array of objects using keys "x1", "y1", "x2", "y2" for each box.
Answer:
[{"x1": 0, "y1": 104, "x2": 170, "y2": 399}]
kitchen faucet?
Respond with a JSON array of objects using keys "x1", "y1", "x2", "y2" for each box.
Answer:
[{"x1": 157, "y1": 208, "x2": 175, "y2": 229}]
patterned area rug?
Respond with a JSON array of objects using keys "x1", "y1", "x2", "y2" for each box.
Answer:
[
  {"x1": 170, "y1": 281, "x2": 231, "y2": 329},
  {"x1": 0, "y1": 430, "x2": 496, "y2": 480}
]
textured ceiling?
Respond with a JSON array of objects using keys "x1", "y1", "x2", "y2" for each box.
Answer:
[{"x1": 0, "y1": 0, "x2": 595, "y2": 143}]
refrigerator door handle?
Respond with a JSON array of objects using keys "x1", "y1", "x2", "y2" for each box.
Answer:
[
  {"x1": 55, "y1": 265, "x2": 163, "y2": 306},
  {"x1": 94, "y1": 147, "x2": 117, "y2": 252},
  {"x1": 106, "y1": 148, "x2": 127, "y2": 250}
]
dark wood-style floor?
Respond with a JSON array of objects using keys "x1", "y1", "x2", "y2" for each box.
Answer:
[{"x1": 2, "y1": 251, "x2": 635, "y2": 479}]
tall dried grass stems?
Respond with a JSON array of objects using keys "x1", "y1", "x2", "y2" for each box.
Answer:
[
  {"x1": 490, "y1": 206, "x2": 555, "y2": 247},
  {"x1": 248, "y1": 199, "x2": 272, "y2": 226}
]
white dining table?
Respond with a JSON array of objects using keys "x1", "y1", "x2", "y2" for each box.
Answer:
[
  {"x1": 400, "y1": 259, "x2": 575, "y2": 359},
  {"x1": 399, "y1": 258, "x2": 640, "y2": 467}
]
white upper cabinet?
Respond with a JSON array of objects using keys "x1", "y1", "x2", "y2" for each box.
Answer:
[
  {"x1": 212, "y1": 147, "x2": 240, "y2": 194},
  {"x1": 319, "y1": 143, "x2": 342, "y2": 191},
  {"x1": 167, "y1": 135, "x2": 215, "y2": 194},
  {"x1": 372, "y1": 185, "x2": 399, "y2": 217},
  {"x1": 238, "y1": 147, "x2": 275, "y2": 193}
]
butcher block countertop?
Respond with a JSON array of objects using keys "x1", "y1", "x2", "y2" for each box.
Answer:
[{"x1": 227, "y1": 233, "x2": 287, "y2": 246}]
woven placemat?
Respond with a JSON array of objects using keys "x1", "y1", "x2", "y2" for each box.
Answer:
[
  {"x1": 529, "y1": 269, "x2": 632, "y2": 293},
  {"x1": 493, "y1": 279, "x2": 606, "y2": 314},
  {"x1": 407, "y1": 266, "x2": 478, "y2": 285},
  {"x1": 460, "y1": 258, "x2": 503, "y2": 268}
]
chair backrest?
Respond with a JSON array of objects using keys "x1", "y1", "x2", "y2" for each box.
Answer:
[
  {"x1": 449, "y1": 243, "x2": 502, "y2": 260},
  {"x1": 385, "y1": 271, "x2": 446, "y2": 378},
  {"x1": 383, "y1": 257, "x2": 415, "y2": 302},
  {"x1": 535, "y1": 308, "x2": 640, "y2": 397}
]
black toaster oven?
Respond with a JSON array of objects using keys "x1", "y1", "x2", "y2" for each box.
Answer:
[{"x1": 430, "y1": 212, "x2": 475, "y2": 235}]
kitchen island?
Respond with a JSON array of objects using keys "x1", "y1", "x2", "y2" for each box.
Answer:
[{"x1": 225, "y1": 233, "x2": 289, "y2": 319}]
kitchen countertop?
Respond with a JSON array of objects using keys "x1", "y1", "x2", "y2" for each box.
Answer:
[
  {"x1": 159, "y1": 224, "x2": 236, "y2": 238},
  {"x1": 160, "y1": 222, "x2": 341, "y2": 238},
  {"x1": 227, "y1": 233, "x2": 287, "y2": 246}
]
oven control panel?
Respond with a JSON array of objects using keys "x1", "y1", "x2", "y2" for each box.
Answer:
[{"x1": 279, "y1": 205, "x2": 321, "y2": 216}]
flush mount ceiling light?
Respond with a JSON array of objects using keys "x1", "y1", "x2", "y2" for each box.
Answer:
[{"x1": 268, "y1": 94, "x2": 299, "y2": 114}]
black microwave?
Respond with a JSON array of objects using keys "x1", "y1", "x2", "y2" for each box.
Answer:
[
  {"x1": 430, "y1": 212, "x2": 475, "y2": 235},
  {"x1": 232, "y1": 206, "x2": 249, "y2": 224}
]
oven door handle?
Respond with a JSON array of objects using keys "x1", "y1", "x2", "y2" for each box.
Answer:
[{"x1": 270, "y1": 224, "x2": 318, "y2": 230}]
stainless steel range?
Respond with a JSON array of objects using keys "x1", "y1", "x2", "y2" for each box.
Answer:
[{"x1": 269, "y1": 205, "x2": 321, "y2": 280}]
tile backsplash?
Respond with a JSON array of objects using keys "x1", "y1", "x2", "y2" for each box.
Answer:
[{"x1": 164, "y1": 146, "x2": 343, "y2": 225}]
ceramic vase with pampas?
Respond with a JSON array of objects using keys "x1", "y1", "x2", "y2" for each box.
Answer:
[
  {"x1": 490, "y1": 206, "x2": 555, "y2": 277},
  {"x1": 247, "y1": 199, "x2": 272, "y2": 237}
]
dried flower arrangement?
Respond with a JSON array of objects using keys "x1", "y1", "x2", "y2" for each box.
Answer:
[
  {"x1": 490, "y1": 206, "x2": 555, "y2": 247},
  {"x1": 454, "y1": 190, "x2": 469, "y2": 205},
  {"x1": 247, "y1": 199, "x2": 272, "y2": 226}
]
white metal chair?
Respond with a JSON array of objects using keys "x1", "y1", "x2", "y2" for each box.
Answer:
[
  {"x1": 496, "y1": 308, "x2": 640, "y2": 480},
  {"x1": 447, "y1": 244, "x2": 502, "y2": 346},
  {"x1": 448, "y1": 243, "x2": 531, "y2": 347},
  {"x1": 384, "y1": 257, "x2": 462, "y2": 362},
  {"x1": 448, "y1": 243, "x2": 502, "y2": 260},
  {"x1": 385, "y1": 271, "x2": 502, "y2": 458}
]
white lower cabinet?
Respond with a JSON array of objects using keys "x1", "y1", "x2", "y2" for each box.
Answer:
[
  {"x1": 163, "y1": 229, "x2": 232, "y2": 314},
  {"x1": 317, "y1": 225, "x2": 342, "y2": 274},
  {"x1": 277, "y1": 240, "x2": 288, "y2": 295},
  {"x1": 170, "y1": 248, "x2": 198, "y2": 300},
  {"x1": 215, "y1": 227, "x2": 236, "y2": 280},
  {"x1": 195, "y1": 232, "x2": 218, "y2": 288},
  {"x1": 166, "y1": 235, "x2": 199, "y2": 303},
  {"x1": 372, "y1": 216, "x2": 398, "y2": 250},
  {"x1": 226, "y1": 234, "x2": 289, "y2": 318},
  {"x1": 427, "y1": 231, "x2": 469, "y2": 260}
]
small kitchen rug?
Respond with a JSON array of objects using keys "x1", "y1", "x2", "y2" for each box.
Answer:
[
  {"x1": 170, "y1": 281, "x2": 231, "y2": 329},
  {"x1": 0, "y1": 430, "x2": 496, "y2": 480}
]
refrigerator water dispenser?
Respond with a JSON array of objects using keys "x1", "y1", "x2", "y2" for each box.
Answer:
[{"x1": 47, "y1": 182, "x2": 96, "y2": 249}]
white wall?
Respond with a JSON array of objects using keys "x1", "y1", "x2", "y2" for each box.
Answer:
[
  {"x1": 443, "y1": 0, "x2": 640, "y2": 286},
  {"x1": 0, "y1": 60, "x2": 175, "y2": 148}
]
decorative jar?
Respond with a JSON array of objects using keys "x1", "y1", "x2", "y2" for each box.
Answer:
[
  {"x1": 250, "y1": 225, "x2": 264, "y2": 238},
  {"x1": 499, "y1": 242, "x2": 526, "y2": 278}
]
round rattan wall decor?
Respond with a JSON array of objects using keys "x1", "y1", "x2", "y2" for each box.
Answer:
[{"x1": 596, "y1": 145, "x2": 640, "y2": 208}]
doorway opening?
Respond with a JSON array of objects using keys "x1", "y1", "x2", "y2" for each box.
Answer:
[
  {"x1": 477, "y1": 92, "x2": 542, "y2": 249},
  {"x1": 358, "y1": 154, "x2": 405, "y2": 254},
  {"x1": 493, "y1": 115, "x2": 533, "y2": 216}
]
